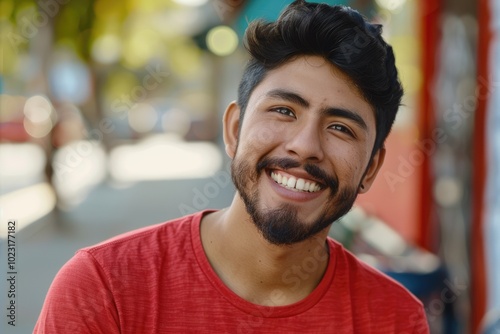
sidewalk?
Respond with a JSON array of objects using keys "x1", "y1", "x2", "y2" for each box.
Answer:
[{"x1": 0, "y1": 176, "x2": 235, "y2": 333}]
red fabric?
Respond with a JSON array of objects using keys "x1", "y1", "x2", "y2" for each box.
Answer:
[
  {"x1": 471, "y1": 0, "x2": 492, "y2": 331},
  {"x1": 34, "y1": 211, "x2": 429, "y2": 333}
]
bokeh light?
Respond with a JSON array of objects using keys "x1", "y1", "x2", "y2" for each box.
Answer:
[
  {"x1": 434, "y1": 177, "x2": 462, "y2": 207},
  {"x1": 91, "y1": 34, "x2": 122, "y2": 64},
  {"x1": 206, "y1": 26, "x2": 238, "y2": 56},
  {"x1": 109, "y1": 134, "x2": 223, "y2": 182},
  {"x1": 375, "y1": 0, "x2": 407, "y2": 12},
  {"x1": 122, "y1": 28, "x2": 162, "y2": 68},
  {"x1": 172, "y1": 0, "x2": 209, "y2": 6},
  {"x1": 23, "y1": 95, "x2": 55, "y2": 138},
  {"x1": 169, "y1": 40, "x2": 202, "y2": 76},
  {"x1": 162, "y1": 108, "x2": 191, "y2": 136},
  {"x1": 49, "y1": 58, "x2": 91, "y2": 105},
  {"x1": 128, "y1": 103, "x2": 158, "y2": 133}
]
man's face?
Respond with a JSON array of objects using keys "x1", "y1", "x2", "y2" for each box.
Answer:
[{"x1": 225, "y1": 56, "x2": 383, "y2": 245}]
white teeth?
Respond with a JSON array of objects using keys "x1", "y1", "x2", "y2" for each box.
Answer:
[
  {"x1": 296, "y1": 178, "x2": 305, "y2": 190},
  {"x1": 304, "y1": 182, "x2": 310, "y2": 191},
  {"x1": 270, "y1": 172, "x2": 321, "y2": 192}
]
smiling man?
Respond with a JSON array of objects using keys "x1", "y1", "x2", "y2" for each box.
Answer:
[{"x1": 35, "y1": 1, "x2": 429, "y2": 333}]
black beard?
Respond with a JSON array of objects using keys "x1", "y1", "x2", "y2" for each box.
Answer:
[{"x1": 231, "y1": 156, "x2": 358, "y2": 245}]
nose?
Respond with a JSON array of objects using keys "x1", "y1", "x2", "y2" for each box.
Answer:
[{"x1": 284, "y1": 121, "x2": 325, "y2": 162}]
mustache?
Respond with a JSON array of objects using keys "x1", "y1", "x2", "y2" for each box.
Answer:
[{"x1": 256, "y1": 157, "x2": 339, "y2": 192}]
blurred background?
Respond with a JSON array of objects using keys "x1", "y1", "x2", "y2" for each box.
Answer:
[{"x1": 0, "y1": 0, "x2": 498, "y2": 333}]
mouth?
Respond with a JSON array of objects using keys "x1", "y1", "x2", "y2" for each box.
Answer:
[{"x1": 269, "y1": 170, "x2": 323, "y2": 193}]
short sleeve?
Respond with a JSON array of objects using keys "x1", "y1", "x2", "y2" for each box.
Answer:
[
  {"x1": 33, "y1": 251, "x2": 120, "y2": 334},
  {"x1": 413, "y1": 306, "x2": 430, "y2": 334}
]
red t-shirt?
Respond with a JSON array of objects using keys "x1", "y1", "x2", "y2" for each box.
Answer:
[{"x1": 34, "y1": 211, "x2": 429, "y2": 333}]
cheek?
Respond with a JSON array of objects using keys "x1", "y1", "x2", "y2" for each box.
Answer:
[
  {"x1": 350, "y1": 152, "x2": 372, "y2": 180},
  {"x1": 329, "y1": 146, "x2": 369, "y2": 180},
  {"x1": 240, "y1": 118, "x2": 284, "y2": 150}
]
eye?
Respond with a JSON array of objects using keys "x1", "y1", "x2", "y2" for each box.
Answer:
[
  {"x1": 270, "y1": 107, "x2": 296, "y2": 118},
  {"x1": 329, "y1": 124, "x2": 355, "y2": 137}
]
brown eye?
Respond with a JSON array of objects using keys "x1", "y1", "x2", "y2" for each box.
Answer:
[
  {"x1": 270, "y1": 107, "x2": 296, "y2": 118},
  {"x1": 329, "y1": 124, "x2": 354, "y2": 137}
]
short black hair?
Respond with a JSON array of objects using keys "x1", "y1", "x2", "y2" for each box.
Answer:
[{"x1": 237, "y1": 0, "x2": 403, "y2": 154}]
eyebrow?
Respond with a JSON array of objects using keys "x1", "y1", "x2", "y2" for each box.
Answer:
[
  {"x1": 265, "y1": 88, "x2": 368, "y2": 131},
  {"x1": 265, "y1": 89, "x2": 310, "y2": 108}
]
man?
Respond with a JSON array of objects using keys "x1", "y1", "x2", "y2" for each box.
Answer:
[{"x1": 35, "y1": 1, "x2": 429, "y2": 333}]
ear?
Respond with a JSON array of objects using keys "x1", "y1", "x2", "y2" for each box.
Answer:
[
  {"x1": 222, "y1": 101, "x2": 240, "y2": 159},
  {"x1": 358, "y1": 147, "x2": 386, "y2": 194}
]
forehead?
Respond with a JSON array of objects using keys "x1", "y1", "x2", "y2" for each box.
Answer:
[{"x1": 247, "y1": 56, "x2": 376, "y2": 130}]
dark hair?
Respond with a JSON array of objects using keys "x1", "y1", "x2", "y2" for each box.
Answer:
[{"x1": 237, "y1": 0, "x2": 403, "y2": 154}]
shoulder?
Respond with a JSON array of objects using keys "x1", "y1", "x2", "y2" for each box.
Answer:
[
  {"x1": 328, "y1": 237, "x2": 424, "y2": 308},
  {"x1": 34, "y1": 211, "x2": 212, "y2": 333},
  {"x1": 328, "y1": 238, "x2": 428, "y2": 332},
  {"x1": 81, "y1": 211, "x2": 206, "y2": 263}
]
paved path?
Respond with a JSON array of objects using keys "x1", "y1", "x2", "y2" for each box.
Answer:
[{"x1": 1, "y1": 176, "x2": 235, "y2": 333}]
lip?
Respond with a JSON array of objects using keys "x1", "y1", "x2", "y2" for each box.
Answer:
[{"x1": 265, "y1": 169, "x2": 325, "y2": 202}]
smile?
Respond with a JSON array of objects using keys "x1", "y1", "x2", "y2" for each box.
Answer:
[{"x1": 270, "y1": 171, "x2": 322, "y2": 192}]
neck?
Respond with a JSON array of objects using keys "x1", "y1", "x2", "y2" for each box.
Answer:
[{"x1": 200, "y1": 195, "x2": 331, "y2": 306}]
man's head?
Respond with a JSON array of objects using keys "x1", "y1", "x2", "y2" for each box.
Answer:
[
  {"x1": 237, "y1": 0, "x2": 403, "y2": 155},
  {"x1": 224, "y1": 0, "x2": 402, "y2": 245}
]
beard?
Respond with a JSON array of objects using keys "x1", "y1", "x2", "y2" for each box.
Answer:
[{"x1": 231, "y1": 155, "x2": 359, "y2": 245}]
